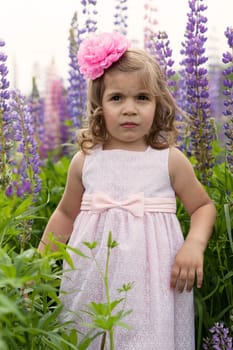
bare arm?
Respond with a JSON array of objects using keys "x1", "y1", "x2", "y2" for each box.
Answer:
[
  {"x1": 38, "y1": 151, "x2": 85, "y2": 252},
  {"x1": 169, "y1": 147, "x2": 216, "y2": 292}
]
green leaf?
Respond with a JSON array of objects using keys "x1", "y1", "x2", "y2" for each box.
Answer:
[
  {"x1": 224, "y1": 203, "x2": 233, "y2": 254},
  {"x1": 109, "y1": 298, "x2": 124, "y2": 312},
  {"x1": 78, "y1": 330, "x2": 104, "y2": 350},
  {"x1": 86, "y1": 302, "x2": 109, "y2": 316},
  {"x1": 106, "y1": 230, "x2": 119, "y2": 249},
  {"x1": 117, "y1": 282, "x2": 134, "y2": 293},
  {"x1": 38, "y1": 304, "x2": 64, "y2": 329},
  {"x1": 0, "y1": 293, "x2": 26, "y2": 322},
  {"x1": 83, "y1": 241, "x2": 98, "y2": 250}
]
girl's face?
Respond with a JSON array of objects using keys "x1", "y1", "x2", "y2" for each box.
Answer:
[{"x1": 102, "y1": 70, "x2": 156, "y2": 151}]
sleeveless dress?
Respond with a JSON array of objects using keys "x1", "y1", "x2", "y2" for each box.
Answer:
[{"x1": 60, "y1": 146, "x2": 195, "y2": 350}]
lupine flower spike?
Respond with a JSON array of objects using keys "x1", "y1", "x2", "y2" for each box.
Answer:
[
  {"x1": 28, "y1": 77, "x2": 46, "y2": 159},
  {"x1": 222, "y1": 26, "x2": 233, "y2": 172},
  {"x1": 67, "y1": 2, "x2": 98, "y2": 132},
  {"x1": 6, "y1": 89, "x2": 41, "y2": 198},
  {"x1": 113, "y1": 0, "x2": 128, "y2": 36},
  {"x1": 153, "y1": 31, "x2": 177, "y2": 95},
  {"x1": 0, "y1": 39, "x2": 11, "y2": 191},
  {"x1": 202, "y1": 322, "x2": 233, "y2": 349},
  {"x1": 179, "y1": 0, "x2": 215, "y2": 183},
  {"x1": 67, "y1": 12, "x2": 87, "y2": 130},
  {"x1": 143, "y1": 0, "x2": 158, "y2": 56}
]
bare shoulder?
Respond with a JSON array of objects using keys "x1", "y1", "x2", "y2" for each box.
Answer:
[
  {"x1": 169, "y1": 146, "x2": 191, "y2": 164},
  {"x1": 168, "y1": 146, "x2": 212, "y2": 215},
  {"x1": 169, "y1": 147, "x2": 194, "y2": 182},
  {"x1": 69, "y1": 150, "x2": 86, "y2": 180}
]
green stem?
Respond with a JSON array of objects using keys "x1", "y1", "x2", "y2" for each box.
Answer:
[
  {"x1": 104, "y1": 242, "x2": 114, "y2": 350},
  {"x1": 92, "y1": 251, "x2": 105, "y2": 281}
]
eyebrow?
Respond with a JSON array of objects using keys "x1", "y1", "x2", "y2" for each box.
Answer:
[{"x1": 104, "y1": 89, "x2": 152, "y2": 95}]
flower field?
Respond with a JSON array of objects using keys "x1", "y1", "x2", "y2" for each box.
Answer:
[{"x1": 0, "y1": 0, "x2": 232, "y2": 349}]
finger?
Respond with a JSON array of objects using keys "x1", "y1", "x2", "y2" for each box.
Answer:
[
  {"x1": 176, "y1": 269, "x2": 188, "y2": 293},
  {"x1": 170, "y1": 265, "x2": 180, "y2": 289},
  {"x1": 196, "y1": 266, "x2": 203, "y2": 288},
  {"x1": 186, "y1": 269, "x2": 195, "y2": 292}
]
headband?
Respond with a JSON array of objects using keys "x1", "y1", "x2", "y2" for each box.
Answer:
[{"x1": 77, "y1": 31, "x2": 130, "y2": 80}]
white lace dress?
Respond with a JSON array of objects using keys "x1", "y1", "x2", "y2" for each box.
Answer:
[{"x1": 60, "y1": 146, "x2": 195, "y2": 350}]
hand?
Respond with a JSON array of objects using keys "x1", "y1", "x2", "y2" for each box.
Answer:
[{"x1": 170, "y1": 240, "x2": 204, "y2": 293}]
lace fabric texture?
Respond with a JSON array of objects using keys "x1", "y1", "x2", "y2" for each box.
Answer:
[{"x1": 60, "y1": 146, "x2": 195, "y2": 350}]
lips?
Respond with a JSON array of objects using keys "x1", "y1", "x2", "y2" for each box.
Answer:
[{"x1": 120, "y1": 122, "x2": 138, "y2": 128}]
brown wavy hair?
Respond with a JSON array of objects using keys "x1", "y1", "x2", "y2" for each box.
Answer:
[{"x1": 78, "y1": 49, "x2": 179, "y2": 153}]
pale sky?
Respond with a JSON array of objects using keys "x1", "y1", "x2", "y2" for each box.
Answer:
[{"x1": 0, "y1": 0, "x2": 233, "y2": 94}]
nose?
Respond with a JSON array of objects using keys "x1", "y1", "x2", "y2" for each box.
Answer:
[{"x1": 122, "y1": 99, "x2": 137, "y2": 115}]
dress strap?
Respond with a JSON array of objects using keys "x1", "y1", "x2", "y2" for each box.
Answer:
[{"x1": 80, "y1": 192, "x2": 176, "y2": 217}]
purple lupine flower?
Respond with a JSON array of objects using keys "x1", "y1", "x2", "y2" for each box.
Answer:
[
  {"x1": 153, "y1": 31, "x2": 177, "y2": 95},
  {"x1": 81, "y1": 0, "x2": 98, "y2": 34},
  {"x1": 143, "y1": 0, "x2": 158, "y2": 56},
  {"x1": 222, "y1": 26, "x2": 233, "y2": 172},
  {"x1": 202, "y1": 322, "x2": 233, "y2": 349},
  {"x1": 113, "y1": 0, "x2": 128, "y2": 36},
  {"x1": 178, "y1": 0, "x2": 215, "y2": 183},
  {"x1": 0, "y1": 39, "x2": 11, "y2": 190},
  {"x1": 208, "y1": 63, "x2": 223, "y2": 119},
  {"x1": 66, "y1": 12, "x2": 86, "y2": 131},
  {"x1": 67, "y1": 1, "x2": 97, "y2": 135},
  {"x1": 143, "y1": 7, "x2": 176, "y2": 93},
  {"x1": 175, "y1": 69, "x2": 190, "y2": 152},
  {"x1": 28, "y1": 77, "x2": 47, "y2": 159},
  {"x1": 5, "y1": 89, "x2": 41, "y2": 198}
]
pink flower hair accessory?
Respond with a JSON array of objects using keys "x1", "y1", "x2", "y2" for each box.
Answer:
[{"x1": 77, "y1": 32, "x2": 130, "y2": 80}]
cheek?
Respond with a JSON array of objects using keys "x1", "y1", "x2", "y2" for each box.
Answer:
[
  {"x1": 103, "y1": 106, "x2": 116, "y2": 120},
  {"x1": 102, "y1": 110, "x2": 115, "y2": 129},
  {"x1": 145, "y1": 109, "x2": 155, "y2": 126}
]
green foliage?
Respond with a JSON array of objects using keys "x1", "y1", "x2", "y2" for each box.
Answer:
[
  {"x1": 80, "y1": 232, "x2": 133, "y2": 349},
  {"x1": 0, "y1": 180, "x2": 133, "y2": 349},
  {"x1": 0, "y1": 140, "x2": 232, "y2": 349},
  {"x1": 177, "y1": 143, "x2": 233, "y2": 349},
  {"x1": 31, "y1": 156, "x2": 72, "y2": 247},
  {"x1": 0, "y1": 245, "x2": 80, "y2": 349}
]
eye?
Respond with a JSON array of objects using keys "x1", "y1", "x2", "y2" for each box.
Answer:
[
  {"x1": 138, "y1": 94, "x2": 149, "y2": 101},
  {"x1": 110, "y1": 94, "x2": 121, "y2": 101}
]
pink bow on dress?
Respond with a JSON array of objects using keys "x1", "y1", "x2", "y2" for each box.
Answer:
[
  {"x1": 89, "y1": 192, "x2": 144, "y2": 217},
  {"x1": 81, "y1": 192, "x2": 176, "y2": 217}
]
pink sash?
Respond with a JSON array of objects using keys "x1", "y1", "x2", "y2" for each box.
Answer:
[{"x1": 80, "y1": 192, "x2": 176, "y2": 217}]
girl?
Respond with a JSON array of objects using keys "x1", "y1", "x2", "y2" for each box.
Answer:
[{"x1": 39, "y1": 32, "x2": 216, "y2": 349}]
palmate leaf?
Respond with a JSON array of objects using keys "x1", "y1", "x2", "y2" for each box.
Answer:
[
  {"x1": 85, "y1": 312, "x2": 132, "y2": 331},
  {"x1": 82, "y1": 304, "x2": 132, "y2": 331},
  {"x1": 117, "y1": 282, "x2": 134, "y2": 293},
  {"x1": 83, "y1": 241, "x2": 98, "y2": 250},
  {"x1": 94, "y1": 309, "x2": 133, "y2": 330},
  {"x1": 81, "y1": 317, "x2": 114, "y2": 331},
  {"x1": 86, "y1": 298, "x2": 124, "y2": 316}
]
